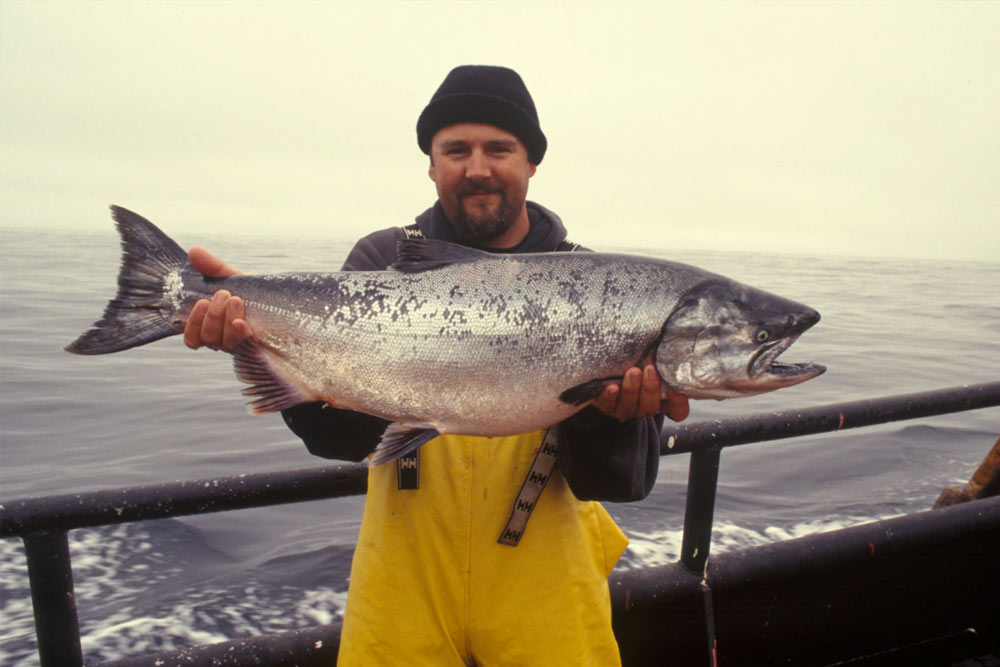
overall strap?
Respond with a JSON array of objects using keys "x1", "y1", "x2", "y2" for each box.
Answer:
[
  {"x1": 498, "y1": 428, "x2": 559, "y2": 546},
  {"x1": 396, "y1": 224, "x2": 424, "y2": 489}
]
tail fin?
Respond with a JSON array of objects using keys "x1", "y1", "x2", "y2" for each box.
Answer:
[{"x1": 66, "y1": 206, "x2": 190, "y2": 355}]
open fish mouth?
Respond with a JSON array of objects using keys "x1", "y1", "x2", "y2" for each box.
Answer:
[{"x1": 749, "y1": 334, "x2": 826, "y2": 384}]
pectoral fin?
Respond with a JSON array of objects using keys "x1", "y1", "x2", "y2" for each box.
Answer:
[{"x1": 558, "y1": 377, "x2": 620, "y2": 406}]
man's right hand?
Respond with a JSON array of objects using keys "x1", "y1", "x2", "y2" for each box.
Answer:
[
  {"x1": 183, "y1": 247, "x2": 253, "y2": 351},
  {"x1": 591, "y1": 365, "x2": 691, "y2": 423}
]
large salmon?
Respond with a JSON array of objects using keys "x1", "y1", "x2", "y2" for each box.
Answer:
[{"x1": 68, "y1": 206, "x2": 825, "y2": 463}]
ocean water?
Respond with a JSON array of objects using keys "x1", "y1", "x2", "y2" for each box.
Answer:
[{"x1": 1, "y1": 224, "x2": 997, "y2": 664}]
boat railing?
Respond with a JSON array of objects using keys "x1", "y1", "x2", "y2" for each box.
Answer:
[{"x1": 2, "y1": 381, "x2": 999, "y2": 667}]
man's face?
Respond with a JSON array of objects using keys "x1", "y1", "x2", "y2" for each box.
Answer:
[{"x1": 429, "y1": 123, "x2": 537, "y2": 244}]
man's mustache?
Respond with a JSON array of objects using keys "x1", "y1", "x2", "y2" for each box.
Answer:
[{"x1": 457, "y1": 182, "x2": 504, "y2": 197}]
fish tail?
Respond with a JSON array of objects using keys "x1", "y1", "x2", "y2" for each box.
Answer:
[{"x1": 65, "y1": 206, "x2": 190, "y2": 355}]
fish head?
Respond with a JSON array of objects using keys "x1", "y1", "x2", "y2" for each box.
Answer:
[{"x1": 655, "y1": 279, "x2": 825, "y2": 399}]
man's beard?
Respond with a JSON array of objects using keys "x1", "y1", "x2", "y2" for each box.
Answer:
[{"x1": 447, "y1": 181, "x2": 519, "y2": 244}]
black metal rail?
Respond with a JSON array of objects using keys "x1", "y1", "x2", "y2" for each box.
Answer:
[
  {"x1": 665, "y1": 381, "x2": 1000, "y2": 574},
  {"x1": 2, "y1": 381, "x2": 998, "y2": 666},
  {"x1": 1, "y1": 465, "x2": 367, "y2": 667},
  {"x1": 1, "y1": 463, "x2": 368, "y2": 537},
  {"x1": 659, "y1": 381, "x2": 1000, "y2": 455}
]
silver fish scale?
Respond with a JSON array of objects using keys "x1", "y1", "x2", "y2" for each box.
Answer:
[{"x1": 189, "y1": 253, "x2": 716, "y2": 435}]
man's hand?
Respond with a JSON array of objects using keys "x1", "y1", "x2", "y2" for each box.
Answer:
[
  {"x1": 592, "y1": 365, "x2": 690, "y2": 423},
  {"x1": 183, "y1": 247, "x2": 253, "y2": 351}
]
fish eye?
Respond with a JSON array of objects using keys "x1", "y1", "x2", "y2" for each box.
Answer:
[{"x1": 756, "y1": 329, "x2": 769, "y2": 343}]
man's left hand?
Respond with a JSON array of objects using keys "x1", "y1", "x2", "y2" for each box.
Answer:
[
  {"x1": 182, "y1": 246, "x2": 252, "y2": 351},
  {"x1": 592, "y1": 365, "x2": 690, "y2": 423}
]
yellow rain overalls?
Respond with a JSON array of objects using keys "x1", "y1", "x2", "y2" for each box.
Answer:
[{"x1": 337, "y1": 430, "x2": 628, "y2": 666}]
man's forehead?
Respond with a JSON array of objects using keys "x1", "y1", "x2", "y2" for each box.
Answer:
[{"x1": 431, "y1": 123, "x2": 525, "y2": 148}]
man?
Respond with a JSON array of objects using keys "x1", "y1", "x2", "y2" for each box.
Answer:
[{"x1": 185, "y1": 65, "x2": 689, "y2": 665}]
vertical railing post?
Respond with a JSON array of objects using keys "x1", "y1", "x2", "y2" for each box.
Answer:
[
  {"x1": 23, "y1": 531, "x2": 83, "y2": 667},
  {"x1": 680, "y1": 446, "x2": 722, "y2": 575},
  {"x1": 679, "y1": 446, "x2": 722, "y2": 665}
]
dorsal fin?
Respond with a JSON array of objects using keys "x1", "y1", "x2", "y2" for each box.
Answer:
[{"x1": 392, "y1": 238, "x2": 491, "y2": 273}]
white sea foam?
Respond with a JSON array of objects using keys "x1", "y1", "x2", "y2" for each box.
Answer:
[
  {"x1": 618, "y1": 514, "x2": 890, "y2": 572},
  {"x1": 0, "y1": 524, "x2": 349, "y2": 665}
]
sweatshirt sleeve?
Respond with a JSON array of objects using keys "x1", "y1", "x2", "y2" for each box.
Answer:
[
  {"x1": 279, "y1": 229, "x2": 402, "y2": 461},
  {"x1": 557, "y1": 407, "x2": 663, "y2": 502},
  {"x1": 282, "y1": 402, "x2": 389, "y2": 462}
]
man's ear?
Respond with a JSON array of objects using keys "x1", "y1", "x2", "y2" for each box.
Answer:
[{"x1": 428, "y1": 156, "x2": 437, "y2": 183}]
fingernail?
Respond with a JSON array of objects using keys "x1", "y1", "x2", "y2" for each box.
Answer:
[{"x1": 228, "y1": 299, "x2": 240, "y2": 313}]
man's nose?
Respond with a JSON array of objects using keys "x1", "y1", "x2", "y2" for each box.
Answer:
[{"x1": 465, "y1": 150, "x2": 491, "y2": 180}]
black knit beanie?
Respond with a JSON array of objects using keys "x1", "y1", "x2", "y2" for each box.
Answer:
[{"x1": 417, "y1": 65, "x2": 547, "y2": 165}]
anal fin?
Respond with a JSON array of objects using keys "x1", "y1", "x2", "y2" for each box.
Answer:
[
  {"x1": 233, "y1": 336, "x2": 313, "y2": 414},
  {"x1": 370, "y1": 424, "x2": 440, "y2": 466}
]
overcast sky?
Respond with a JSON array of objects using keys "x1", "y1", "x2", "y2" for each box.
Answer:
[{"x1": 2, "y1": 1, "x2": 997, "y2": 261}]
